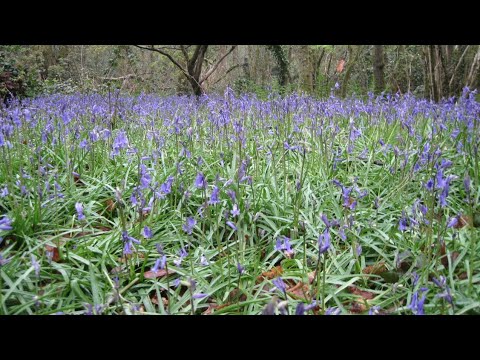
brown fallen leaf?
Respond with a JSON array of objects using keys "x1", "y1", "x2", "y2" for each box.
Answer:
[
  {"x1": 118, "y1": 252, "x2": 145, "y2": 263},
  {"x1": 105, "y1": 199, "x2": 116, "y2": 212},
  {"x1": 260, "y1": 249, "x2": 266, "y2": 260},
  {"x1": 45, "y1": 245, "x2": 61, "y2": 262},
  {"x1": 287, "y1": 281, "x2": 310, "y2": 301},
  {"x1": 227, "y1": 288, "x2": 247, "y2": 302},
  {"x1": 350, "y1": 301, "x2": 368, "y2": 314},
  {"x1": 458, "y1": 272, "x2": 468, "y2": 280},
  {"x1": 110, "y1": 265, "x2": 124, "y2": 274},
  {"x1": 308, "y1": 271, "x2": 317, "y2": 284},
  {"x1": 94, "y1": 225, "x2": 112, "y2": 232},
  {"x1": 434, "y1": 210, "x2": 444, "y2": 222},
  {"x1": 256, "y1": 265, "x2": 283, "y2": 283},
  {"x1": 454, "y1": 215, "x2": 472, "y2": 229},
  {"x1": 138, "y1": 209, "x2": 150, "y2": 222},
  {"x1": 363, "y1": 262, "x2": 387, "y2": 275},
  {"x1": 202, "y1": 302, "x2": 232, "y2": 315},
  {"x1": 143, "y1": 268, "x2": 174, "y2": 279},
  {"x1": 347, "y1": 286, "x2": 375, "y2": 300},
  {"x1": 73, "y1": 173, "x2": 85, "y2": 187},
  {"x1": 151, "y1": 294, "x2": 169, "y2": 306},
  {"x1": 440, "y1": 241, "x2": 460, "y2": 268}
]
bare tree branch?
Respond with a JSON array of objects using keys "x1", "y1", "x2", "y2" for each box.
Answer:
[
  {"x1": 100, "y1": 74, "x2": 138, "y2": 81},
  {"x1": 448, "y1": 45, "x2": 470, "y2": 90},
  {"x1": 180, "y1": 45, "x2": 190, "y2": 63},
  {"x1": 467, "y1": 45, "x2": 480, "y2": 87},
  {"x1": 213, "y1": 63, "x2": 243, "y2": 85},
  {"x1": 200, "y1": 45, "x2": 237, "y2": 84},
  {"x1": 133, "y1": 45, "x2": 190, "y2": 79}
]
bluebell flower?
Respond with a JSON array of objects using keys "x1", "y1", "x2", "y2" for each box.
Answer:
[
  {"x1": 156, "y1": 243, "x2": 164, "y2": 255},
  {"x1": 356, "y1": 244, "x2": 362, "y2": 256},
  {"x1": 142, "y1": 225, "x2": 152, "y2": 239},
  {"x1": 425, "y1": 179, "x2": 434, "y2": 191},
  {"x1": 179, "y1": 247, "x2": 188, "y2": 258},
  {"x1": 318, "y1": 230, "x2": 331, "y2": 254},
  {"x1": 121, "y1": 231, "x2": 141, "y2": 255},
  {"x1": 200, "y1": 254, "x2": 209, "y2": 266},
  {"x1": 295, "y1": 302, "x2": 305, "y2": 315},
  {"x1": 0, "y1": 186, "x2": 8, "y2": 198},
  {"x1": 325, "y1": 307, "x2": 341, "y2": 315},
  {"x1": 408, "y1": 289, "x2": 428, "y2": 315},
  {"x1": 139, "y1": 164, "x2": 151, "y2": 189},
  {"x1": 31, "y1": 254, "x2": 40, "y2": 277},
  {"x1": 111, "y1": 130, "x2": 129, "y2": 157},
  {"x1": 75, "y1": 203, "x2": 85, "y2": 221},
  {"x1": 182, "y1": 217, "x2": 196, "y2": 235},
  {"x1": 440, "y1": 159, "x2": 453, "y2": 169},
  {"x1": 174, "y1": 248, "x2": 188, "y2": 267},
  {"x1": 262, "y1": 300, "x2": 277, "y2": 315},
  {"x1": 0, "y1": 215, "x2": 13, "y2": 231},
  {"x1": 275, "y1": 236, "x2": 293, "y2": 256},
  {"x1": 192, "y1": 293, "x2": 208, "y2": 299},
  {"x1": 412, "y1": 272, "x2": 419, "y2": 286},
  {"x1": 272, "y1": 277, "x2": 287, "y2": 294},
  {"x1": 151, "y1": 257, "x2": 164, "y2": 272},
  {"x1": 447, "y1": 217, "x2": 458, "y2": 228},
  {"x1": 159, "y1": 176, "x2": 175, "y2": 198},
  {"x1": 226, "y1": 221, "x2": 237, "y2": 231},
  {"x1": 436, "y1": 169, "x2": 446, "y2": 190},
  {"x1": 368, "y1": 306, "x2": 381, "y2": 315},
  {"x1": 399, "y1": 211, "x2": 409, "y2": 232},
  {"x1": 237, "y1": 262, "x2": 245, "y2": 274},
  {"x1": 230, "y1": 204, "x2": 240, "y2": 217},
  {"x1": 464, "y1": 175, "x2": 471, "y2": 196},
  {"x1": 432, "y1": 276, "x2": 453, "y2": 304},
  {"x1": 321, "y1": 214, "x2": 331, "y2": 228},
  {"x1": 226, "y1": 189, "x2": 236, "y2": 202},
  {"x1": 194, "y1": 172, "x2": 207, "y2": 189},
  {"x1": 0, "y1": 252, "x2": 12, "y2": 266},
  {"x1": 208, "y1": 186, "x2": 220, "y2": 205},
  {"x1": 275, "y1": 238, "x2": 283, "y2": 252}
]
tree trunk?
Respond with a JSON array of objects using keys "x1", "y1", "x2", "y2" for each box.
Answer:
[
  {"x1": 186, "y1": 45, "x2": 208, "y2": 96},
  {"x1": 340, "y1": 45, "x2": 360, "y2": 98},
  {"x1": 373, "y1": 45, "x2": 385, "y2": 94},
  {"x1": 312, "y1": 48, "x2": 325, "y2": 92},
  {"x1": 266, "y1": 45, "x2": 290, "y2": 87},
  {"x1": 466, "y1": 45, "x2": 480, "y2": 88},
  {"x1": 428, "y1": 45, "x2": 440, "y2": 102}
]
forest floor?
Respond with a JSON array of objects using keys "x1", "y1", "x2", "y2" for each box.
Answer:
[{"x1": 0, "y1": 90, "x2": 479, "y2": 315}]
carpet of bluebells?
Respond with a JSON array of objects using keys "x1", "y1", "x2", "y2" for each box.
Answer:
[{"x1": 0, "y1": 88, "x2": 479, "y2": 315}]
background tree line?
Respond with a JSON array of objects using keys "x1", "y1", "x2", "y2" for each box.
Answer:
[{"x1": 1, "y1": 45, "x2": 479, "y2": 101}]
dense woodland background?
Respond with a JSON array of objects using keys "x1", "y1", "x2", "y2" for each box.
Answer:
[{"x1": 1, "y1": 45, "x2": 480, "y2": 101}]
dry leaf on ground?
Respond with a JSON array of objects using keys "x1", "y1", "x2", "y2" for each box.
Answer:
[{"x1": 143, "y1": 268, "x2": 174, "y2": 279}]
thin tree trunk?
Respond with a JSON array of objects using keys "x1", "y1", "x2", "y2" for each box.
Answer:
[
  {"x1": 373, "y1": 45, "x2": 385, "y2": 94},
  {"x1": 341, "y1": 45, "x2": 360, "y2": 98},
  {"x1": 429, "y1": 45, "x2": 440, "y2": 102},
  {"x1": 312, "y1": 48, "x2": 325, "y2": 92},
  {"x1": 466, "y1": 45, "x2": 480, "y2": 88},
  {"x1": 449, "y1": 45, "x2": 470, "y2": 91}
]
